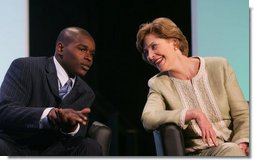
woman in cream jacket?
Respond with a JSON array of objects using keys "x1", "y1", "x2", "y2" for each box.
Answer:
[{"x1": 136, "y1": 17, "x2": 249, "y2": 156}]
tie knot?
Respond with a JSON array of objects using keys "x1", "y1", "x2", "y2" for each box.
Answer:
[
  {"x1": 65, "y1": 79, "x2": 72, "y2": 87},
  {"x1": 59, "y1": 79, "x2": 73, "y2": 100}
]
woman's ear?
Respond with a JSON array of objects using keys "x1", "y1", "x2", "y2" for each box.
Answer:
[
  {"x1": 170, "y1": 39, "x2": 179, "y2": 51},
  {"x1": 172, "y1": 39, "x2": 177, "y2": 46},
  {"x1": 172, "y1": 39, "x2": 180, "y2": 50}
]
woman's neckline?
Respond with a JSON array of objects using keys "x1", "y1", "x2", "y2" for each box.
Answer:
[{"x1": 168, "y1": 56, "x2": 204, "y2": 82}]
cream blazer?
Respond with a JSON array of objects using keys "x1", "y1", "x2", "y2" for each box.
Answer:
[{"x1": 141, "y1": 57, "x2": 249, "y2": 150}]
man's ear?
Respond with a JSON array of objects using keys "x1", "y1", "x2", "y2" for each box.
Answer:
[{"x1": 56, "y1": 42, "x2": 64, "y2": 55}]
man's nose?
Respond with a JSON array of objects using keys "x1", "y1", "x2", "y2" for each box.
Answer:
[{"x1": 83, "y1": 52, "x2": 93, "y2": 61}]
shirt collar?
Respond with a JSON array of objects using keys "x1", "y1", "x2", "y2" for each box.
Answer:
[{"x1": 53, "y1": 56, "x2": 76, "y2": 88}]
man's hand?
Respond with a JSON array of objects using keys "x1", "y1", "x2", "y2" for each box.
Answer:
[{"x1": 47, "y1": 107, "x2": 91, "y2": 133}]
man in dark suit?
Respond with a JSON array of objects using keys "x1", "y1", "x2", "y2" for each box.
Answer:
[{"x1": 0, "y1": 27, "x2": 102, "y2": 155}]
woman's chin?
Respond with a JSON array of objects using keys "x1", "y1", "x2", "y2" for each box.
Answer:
[
  {"x1": 156, "y1": 61, "x2": 167, "y2": 72},
  {"x1": 159, "y1": 66, "x2": 172, "y2": 73},
  {"x1": 157, "y1": 67, "x2": 167, "y2": 72}
]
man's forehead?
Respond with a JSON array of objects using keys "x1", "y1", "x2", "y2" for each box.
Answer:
[
  {"x1": 77, "y1": 38, "x2": 96, "y2": 49},
  {"x1": 69, "y1": 33, "x2": 93, "y2": 44}
]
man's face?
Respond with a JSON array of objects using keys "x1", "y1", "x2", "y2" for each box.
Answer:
[{"x1": 60, "y1": 35, "x2": 95, "y2": 77}]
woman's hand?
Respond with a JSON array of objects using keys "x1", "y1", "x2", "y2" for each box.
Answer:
[{"x1": 185, "y1": 109, "x2": 218, "y2": 147}]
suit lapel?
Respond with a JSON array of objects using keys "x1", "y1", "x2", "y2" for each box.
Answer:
[
  {"x1": 45, "y1": 57, "x2": 60, "y2": 98},
  {"x1": 44, "y1": 58, "x2": 90, "y2": 106}
]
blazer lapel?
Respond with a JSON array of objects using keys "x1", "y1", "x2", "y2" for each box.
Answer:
[{"x1": 45, "y1": 57, "x2": 60, "y2": 98}]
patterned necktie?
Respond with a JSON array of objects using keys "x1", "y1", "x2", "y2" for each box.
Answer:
[{"x1": 59, "y1": 79, "x2": 73, "y2": 100}]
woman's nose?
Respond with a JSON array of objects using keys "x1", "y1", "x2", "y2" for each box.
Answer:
[{"x1": 147, "y1": 50, "x2": 154, "y2": 61}]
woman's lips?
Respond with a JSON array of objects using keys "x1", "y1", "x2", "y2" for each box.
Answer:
[{"x1": 153, "y1": 57, "x2": 163, "y2": 66}]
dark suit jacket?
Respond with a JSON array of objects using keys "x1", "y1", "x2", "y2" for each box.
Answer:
[{"x1": 0, "y1": 56, "x2": 95, "y2": 148}]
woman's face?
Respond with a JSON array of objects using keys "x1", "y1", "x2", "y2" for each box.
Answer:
[{"x1": 143, "y1": 33, "x2": 176, "y2": 72}]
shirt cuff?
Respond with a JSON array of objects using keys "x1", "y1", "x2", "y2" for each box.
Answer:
[
  {"x1": 60, "y1": 123, "x2": 80, "y2": 136},
  {"x1": 39, "y1": 107, "x2": 54, "y2": 129},
  {"x1": 179, "y1": 108, "x2": 188, "y2": 129}
]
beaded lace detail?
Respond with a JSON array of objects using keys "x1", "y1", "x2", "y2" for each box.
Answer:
[{"x1": 170, "y1": 57, "x2": 232, "y2": 152}]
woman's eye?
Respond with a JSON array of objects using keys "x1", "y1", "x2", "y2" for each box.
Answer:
[{"x1": 151, "y1": 44, "x2": 157, "y2": 50}]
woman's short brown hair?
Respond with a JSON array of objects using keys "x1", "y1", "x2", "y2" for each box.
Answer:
[{"x1": 136, "y1": 17, "x2": 189, "y2": 61}]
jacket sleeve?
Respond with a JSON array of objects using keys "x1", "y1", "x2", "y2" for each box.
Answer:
[
  {"x1": 224, "y1": 60, "x2": 249, "y2": 144},
  {"x1": 0, "y1": 58, "x2": 44, "y2": 131},
  {"x1": 141, "y1": 77, "x2": 184, "y2": 130}
]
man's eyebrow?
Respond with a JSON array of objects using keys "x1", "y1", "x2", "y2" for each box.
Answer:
[
  {"x1": 79, "y1": 44, "x2": 96, "y2": 53},
  {"x1": 79, "y1": 44, "x2": 88, "y2": 48}
]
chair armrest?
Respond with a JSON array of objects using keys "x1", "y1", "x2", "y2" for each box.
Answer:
[
  {"x1": 153, "y1": 123, "x2": 185, "y2": 156},
  {"x1": 88, "y1": 121, "x2": 112, "y2": 156}
]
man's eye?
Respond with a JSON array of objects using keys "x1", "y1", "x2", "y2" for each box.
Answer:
[
  {"x1": 79, "y1": 47, "x2": 95, "y2": 57},
  {"x1": 80, "y1": 48, "x2": 87, "y2": 52}
]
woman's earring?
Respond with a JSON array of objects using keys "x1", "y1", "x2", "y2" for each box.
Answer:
[{"x1": 173, "y1": 43, "x2": 178, "y2": 51}]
